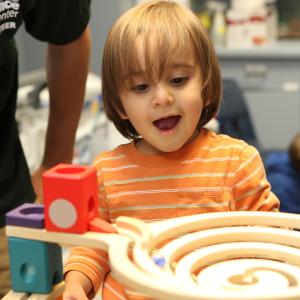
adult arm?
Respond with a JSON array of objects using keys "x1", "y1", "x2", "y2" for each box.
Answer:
[{"x1": 31, "y1": 26, "x2": 91, "y2": 201}]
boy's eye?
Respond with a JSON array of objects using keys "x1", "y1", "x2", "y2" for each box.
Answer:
[
  {"x1": 170, "y1": 76, "x2": 188, "y2": 86},
  {"x1": 132, "y1": 83, "x2": 149, "y2": 93}
]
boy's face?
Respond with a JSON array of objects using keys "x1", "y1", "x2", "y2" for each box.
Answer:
[{"x1": 119, "y1": 36, "x2": 206, "y2": 155}]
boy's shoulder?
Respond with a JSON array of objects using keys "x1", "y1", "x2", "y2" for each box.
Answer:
[
  {"x1": 93, "y1": 141, "x2": 132, "y2": 166},
  {"x1": 204, "y1": 130, "x2": 258, "y2": 158},
  {"x1": 207, "y1": 130, "x2": 250, "y2": 148}
]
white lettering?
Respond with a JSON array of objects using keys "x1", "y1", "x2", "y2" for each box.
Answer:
[
  {"x1": 0, "y1": 1, "x2": 19, "y2": 13},
  {"x1": 0, "y1": 22, "x2": 16, "y2": 32},
  {"x1": 0, "y1": 9, "x2": 18, "y2": 21}
]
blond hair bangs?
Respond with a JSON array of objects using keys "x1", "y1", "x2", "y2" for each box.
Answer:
[{"x1": 109, "y1": 1, "x2": 207, "y2": 89}]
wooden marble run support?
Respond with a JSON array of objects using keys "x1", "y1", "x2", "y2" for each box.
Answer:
[
  {"x1": 5, "y1": 210, "x2": 300, "y2": 300},
  {"x1": 5, "y1": 164, "x2": 300, "y2": 300}
]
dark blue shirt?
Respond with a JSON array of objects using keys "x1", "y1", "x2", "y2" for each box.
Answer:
[{"x1": 265, "y1": 151, "x2": 300, "y2": 214}]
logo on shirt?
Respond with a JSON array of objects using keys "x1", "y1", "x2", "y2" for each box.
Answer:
[{"x1": 0, "y1": 0, "x2": 20, "y2": 33}]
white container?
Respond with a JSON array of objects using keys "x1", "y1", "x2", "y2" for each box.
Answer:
[
  {"x1": 226, "y1": 1, "x2": 269, "y2": 48},
  {"x1": 226, "y1": 9, "x2": 252, "y2": 48},
  {"x1": 231, "y1": 0, "x2": 265, "y2": 10},
  {"x1": 248, "y1": 7, "x2": 268, "y2": 46}
]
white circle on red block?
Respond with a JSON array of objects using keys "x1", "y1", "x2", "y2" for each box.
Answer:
[{"x1": 49, "y1": 199, "x2": 77, "y2": 228}]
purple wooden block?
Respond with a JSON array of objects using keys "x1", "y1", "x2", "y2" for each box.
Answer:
[{"x1": 6, "y1": 203, "x2": 45, "y2": 228}]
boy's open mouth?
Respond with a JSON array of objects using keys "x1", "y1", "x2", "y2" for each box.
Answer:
[{"x1": 153, "y1": 115, "x2": 181, "y2": 131}]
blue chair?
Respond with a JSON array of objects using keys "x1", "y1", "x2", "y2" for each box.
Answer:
[{"x1": 218, "y1": 79, "x2": 260, "y2": 150}]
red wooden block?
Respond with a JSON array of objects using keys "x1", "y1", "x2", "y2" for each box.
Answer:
[{"x1": 43, "y1": 164, "x2": 99, "y2": 233}]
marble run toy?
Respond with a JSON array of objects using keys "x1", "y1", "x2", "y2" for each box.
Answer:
[{"x1": 4, "y1": 164, "x2": 300, "y2": 299}]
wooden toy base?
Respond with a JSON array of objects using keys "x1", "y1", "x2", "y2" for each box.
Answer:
[{"x1": 5, "y1": 211, "x2": 300, "y2": 299}]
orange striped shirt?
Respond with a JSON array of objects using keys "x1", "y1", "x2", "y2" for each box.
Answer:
[{"x1": 64, "y1": 129, "x2": 279, "y2": 299}]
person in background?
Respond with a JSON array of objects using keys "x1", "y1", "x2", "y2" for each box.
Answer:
[
  {"x1": 265, "y1": 133, "x2": 300, "y2": 214},
  {"x1": 0, "y1": 0, "x2": 91, "y2": 297},
  {"x1": 63, "y1": 1, "x2": 279, "y2": 299}
]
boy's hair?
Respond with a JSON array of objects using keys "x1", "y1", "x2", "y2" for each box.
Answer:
[
  {"x1": 102, "y1": 0, "x2": 222, "y2": 139},
  {"x1": 289, "y1": 133, "x2": 300, "y2": 172}
]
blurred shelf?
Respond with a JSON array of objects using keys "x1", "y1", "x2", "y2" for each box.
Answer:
[{"x1": 216, "y1": 40, "x2": 300, "y2": 59}]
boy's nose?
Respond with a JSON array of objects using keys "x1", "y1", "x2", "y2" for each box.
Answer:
[{"x1": 152, "y1": 86, "x2": 174, "y2": 107}]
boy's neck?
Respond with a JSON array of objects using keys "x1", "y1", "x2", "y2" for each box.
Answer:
[{"x1": 135, "y1": 128, "x2": 201, "y2": 155}]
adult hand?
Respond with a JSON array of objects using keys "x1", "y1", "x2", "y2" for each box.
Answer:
[{"x1": 31, "y1": 166, "x2": 47, "y2": 203}]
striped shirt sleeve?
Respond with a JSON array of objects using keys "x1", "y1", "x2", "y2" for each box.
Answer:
[
  {"x1": 233, "y1": 144, "x2": 279, "y2": 211},
  {"x1": 64, "y1": 247, "x2": 110, "y2": 297}
]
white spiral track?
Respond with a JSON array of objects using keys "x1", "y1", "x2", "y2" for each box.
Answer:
[{"x1": 108, "y1": 211, "x2": 300, "y2": 299}]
